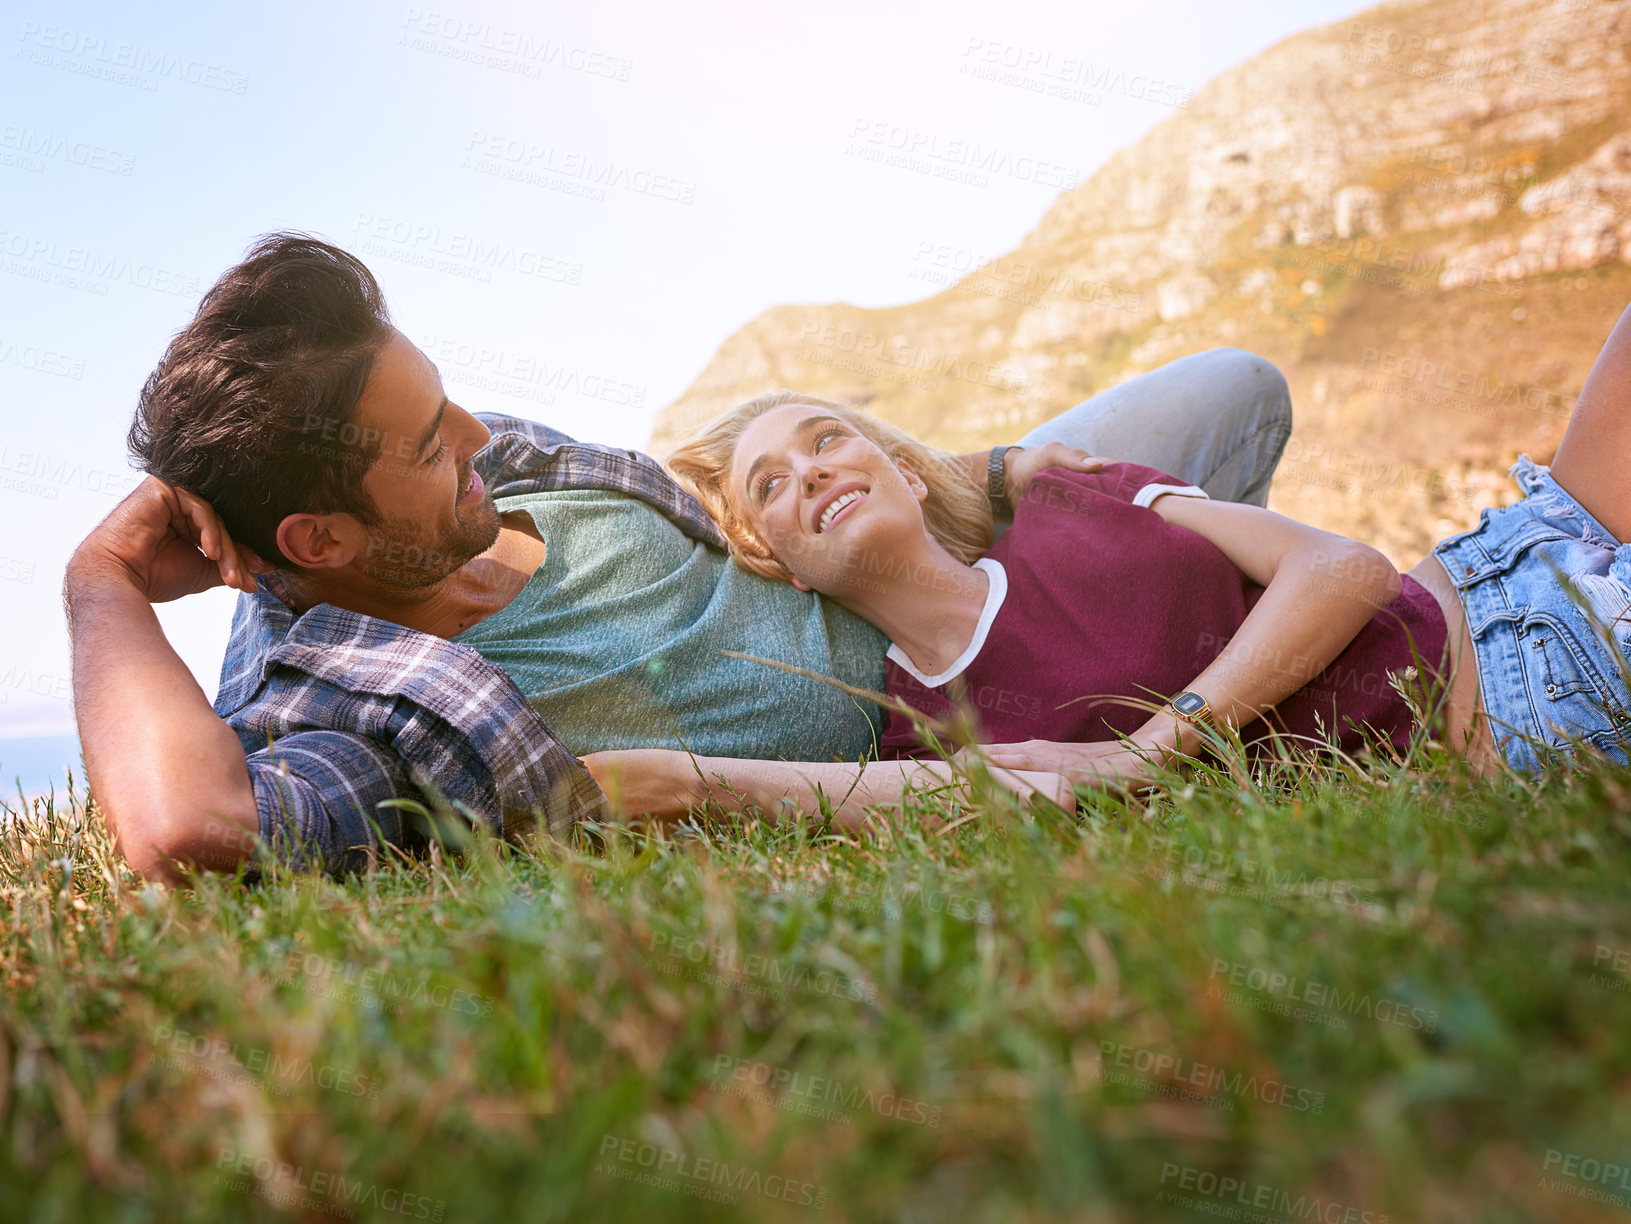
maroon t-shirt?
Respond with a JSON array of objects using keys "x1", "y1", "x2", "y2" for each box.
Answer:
[{"x1": 881, "y1": 464, "x2": 1448, "y2": 760}]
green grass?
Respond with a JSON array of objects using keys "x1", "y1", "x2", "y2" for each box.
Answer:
[{"x1": 4, "y1": 742, "x2": 1631, "y2": 1223}]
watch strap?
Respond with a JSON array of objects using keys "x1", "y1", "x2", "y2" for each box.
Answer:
[{"x1": 987, "y1": 445, "x2": 1014, "y2": 512}]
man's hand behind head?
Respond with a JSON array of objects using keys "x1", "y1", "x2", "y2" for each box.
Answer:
[{"x1": 68, "y1": 475, "x2": 272, "y2": 603}]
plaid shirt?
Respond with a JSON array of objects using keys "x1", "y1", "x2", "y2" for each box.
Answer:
[{"x1": 214, "y1": 411, "x2": 729, "y2": 879}]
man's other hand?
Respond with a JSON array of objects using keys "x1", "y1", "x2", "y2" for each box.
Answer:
[
  {"x1": 1004, "y1": 442, "x2": 1108, "y2": 504},
  {"x1": 69, "y1": 475, "x2": 271, "y2": 602},
  {"x1": 581, "y1": 748, "x2": 700, "y2": 824}
]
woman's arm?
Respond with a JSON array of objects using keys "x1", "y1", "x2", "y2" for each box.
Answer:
[
  {"x1": 982, "y1": 494, "x2": 1401, "y2": 782},
  {"x1": 581, "y1": 749, "x2": 1072, "y2": 831}
]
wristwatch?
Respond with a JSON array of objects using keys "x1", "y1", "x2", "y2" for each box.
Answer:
[
  {"x1": 987, "y1": 445, "x2": 1016, "y2": 513},
  {"x1": 1168, "y1": 690, "x2": 1215, "y2": 729}
]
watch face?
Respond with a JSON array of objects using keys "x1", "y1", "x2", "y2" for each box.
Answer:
[{"x1": 1173, "y1": 692, "x2": 1206, "y2": 716}]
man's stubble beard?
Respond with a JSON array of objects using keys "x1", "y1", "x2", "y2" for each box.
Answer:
[{"x1": 354, "y1": 493, "x2": 504, "y2": 591}]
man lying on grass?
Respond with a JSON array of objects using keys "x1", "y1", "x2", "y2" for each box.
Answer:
[{"x1": 63, "y1": 232, "x2": 1292, "y2": 883}]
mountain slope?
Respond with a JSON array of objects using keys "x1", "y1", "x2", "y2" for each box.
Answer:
[{"x1": 649, "y1": 0, "x2": 1631, "y2": 562}]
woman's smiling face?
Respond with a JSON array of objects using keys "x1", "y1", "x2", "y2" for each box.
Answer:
[{"x1": 728, "y1": 403, "x2": 928, "y2": 593}]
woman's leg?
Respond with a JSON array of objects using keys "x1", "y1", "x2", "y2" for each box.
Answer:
[
  {"x1": 1013, "y1": 347, "x2": 1292, "y2": 507},
  {"x1": 1551, "y1": 301, "x2": 1631, "y2": 543}
]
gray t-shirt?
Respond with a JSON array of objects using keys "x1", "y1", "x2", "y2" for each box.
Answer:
[{"x1": 452, "y1": 488, "x2": 887, "y2": 759}]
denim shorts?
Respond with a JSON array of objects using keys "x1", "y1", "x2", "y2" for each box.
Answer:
[{"x1": 1431, "y1": 455, "x2": 1631, "y2": 772}]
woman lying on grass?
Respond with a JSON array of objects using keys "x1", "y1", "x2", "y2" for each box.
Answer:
[
  {"x1": 588, "y1": 304, "x2": 1631, "y2": 822},
  {"x1": 664, "y1": 398, "x2": 1441, "y2": 775}
]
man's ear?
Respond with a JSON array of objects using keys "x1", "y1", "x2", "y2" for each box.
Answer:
[{"x1": 275, "y1": 513, "x2": 359, "y2": 571}]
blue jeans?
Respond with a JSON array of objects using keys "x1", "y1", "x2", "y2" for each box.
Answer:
[
  {"x1": 1431, "y1": 456, "x2": 1631, "y2": 772},
  {"x1": 1011, "y1": 347, "x2": 1293, "y2": 506}
]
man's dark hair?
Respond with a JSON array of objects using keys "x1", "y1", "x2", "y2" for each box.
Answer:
[{"x1": 128, "y1": 231, "x2": 395, "y2": 569}]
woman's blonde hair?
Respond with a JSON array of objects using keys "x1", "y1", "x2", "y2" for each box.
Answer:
[{"x1": 665, "y1": 390, "x2": 994, "y2": 584}]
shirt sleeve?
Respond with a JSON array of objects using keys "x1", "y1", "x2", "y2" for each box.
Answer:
[
  {"x1": 242, "y1": 731, "x2": 417, "y2": 881},
  {"x1": 1103, "y1": 462, "x2": 1210, "y2": 507},
  {"x1": 472, "y1": 411, "x2": 729, "y2": 551},
  {"x1": 1129, "y1": 480, "x2": 1210, "y2": 509}
]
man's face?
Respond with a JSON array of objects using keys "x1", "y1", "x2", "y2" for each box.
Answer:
[{"x1": 344, "y1": 328, "x2": 500, "y2": 589}]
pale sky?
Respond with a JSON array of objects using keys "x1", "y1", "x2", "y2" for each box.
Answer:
[{"x1": 0, "y1": 0, "x2": 1367, "y2": 786}]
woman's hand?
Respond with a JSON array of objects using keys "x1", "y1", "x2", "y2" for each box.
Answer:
[
  {"x1": 953, "y1": 762, "x2": 1078, "y2": 811},
  {"x1": 971, "y1": 739, "x2": 1166, "y2": 791},
  {"x1": 1004, "y1": 442, "x2": 1109, "y2": 503}
]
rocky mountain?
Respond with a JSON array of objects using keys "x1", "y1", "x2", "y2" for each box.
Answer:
[{"x1": 649, "y1": 0, "x2": 1631, "y2": 564}]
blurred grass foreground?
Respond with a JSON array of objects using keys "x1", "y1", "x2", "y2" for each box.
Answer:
[{"x1": 4, "y1": 732, "x2": 1631, "y2": 1223}]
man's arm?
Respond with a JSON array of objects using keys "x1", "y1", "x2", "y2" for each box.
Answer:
[
  {"x1": 65, "y1": 482, "x2": 265, "y2": 883},
  {"x1": 67, "y1": 476, "x2": 522, "y2": 882},
  {"x1": 582, "y1": 748, "x2": 1071, "y2": 831},
  {"x1": 955, "y1": 443, "x2": 1108, "y2": 523}
]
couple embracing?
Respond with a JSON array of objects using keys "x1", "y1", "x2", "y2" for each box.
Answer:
[{"x1": 66, "y1": 233, "x2": 1631, "y2": 881}]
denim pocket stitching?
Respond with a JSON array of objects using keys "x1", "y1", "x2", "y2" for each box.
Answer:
[
  {"x1": 1521, "y1": 609, "x2": 1606, "y2": 701},
  {"x1": 1517, "y1": 610, "x2": 1631, "y2": 753}
]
